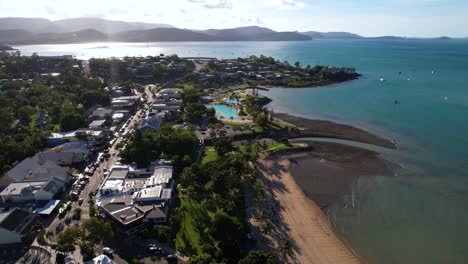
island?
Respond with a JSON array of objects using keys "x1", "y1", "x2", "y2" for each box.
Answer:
[
  {"x1": 0, "y1": 44, "x2": 13, "y2": 51},
  {"x1": 0, "y1": 51, "x2": 391, "y2": 264}
]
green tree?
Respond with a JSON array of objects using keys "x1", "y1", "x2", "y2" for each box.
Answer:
[
  {"x1": 278, "y1": 239, "x2": 294, "y2": 261},
  {"x1": 75, "y1": 131, "x2": 89, "y2": 142},
  {"x1": 60, "y1": 101, "x2": 84, "y2": 131},
  {"x1": 81, "y1": 218, "x2": 114, "y2": 244},
  {"x1": 254, "y1": 113, "x2": 268, "y2": 128},
  {"x1": 210, "y1": 211, "x2": 245, "y2": 263},
  {"x1": 157, "y1": 225, "x2": 171, "y2": 242},
  {"x1": 188, "y1": 254, "x2": 213, "y2": 264},
  {"x1": 213, "y1": 137, "x2": 233, "y2": 156},
  {"x1": 56, "y1": 226, "x2": 82, "y2": 252},
  {"x1": 239, "y1": 250, "x2": 280, "y2": 264}
]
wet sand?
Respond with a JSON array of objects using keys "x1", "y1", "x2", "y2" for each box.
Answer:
[
  {"x1": 252, "y1": 142, "x2": 390, "y2": 263},
  {"x1": 286, "y1": 141, "x2": 390, "y2": 208},
  {"x1": 275, "y1": 113, "x2": 396, "y2": 149},
  {"x1": 256, "y1": 155, "x2": 363, "y2": 264}
]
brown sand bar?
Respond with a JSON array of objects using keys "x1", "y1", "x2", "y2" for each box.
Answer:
[
  {"x1": 275, "y1": 113, "x2": 396, "y2": 149},
  {"x1": 257, "y1": 154, "x2": 363, "y2": 264}
]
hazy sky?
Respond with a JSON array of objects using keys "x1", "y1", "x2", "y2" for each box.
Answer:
[{"x1": 0, "y1": 0, "x2": 467, "y2": 37}]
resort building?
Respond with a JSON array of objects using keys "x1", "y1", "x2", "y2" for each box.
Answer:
[{"x1": 96, "y1": 161, "x2": 174, "y2": 229}]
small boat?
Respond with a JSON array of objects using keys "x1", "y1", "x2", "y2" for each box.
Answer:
[
  {"x1": 432, "y1": 70, "x2": 436, "y2": 74},
  {"x1": 380, "y1": 78, "x2": 385, "y2": 82},
  {"x1": 444, "y1": 97, "x2": 448, "y2": 100}
]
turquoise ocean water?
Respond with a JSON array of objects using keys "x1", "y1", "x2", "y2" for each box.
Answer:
[{"x1": 16, "y1": 40, "x2": 468, "y2": 263}]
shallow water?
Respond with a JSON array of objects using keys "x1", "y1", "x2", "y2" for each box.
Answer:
[{"x1": 15, "y1": 39, "x2": 468, "y2": 263}]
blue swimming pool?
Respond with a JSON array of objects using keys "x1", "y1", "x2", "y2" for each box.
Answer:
[{"x1": 208, "y1": 104, "x2": 240, "y2": 119}]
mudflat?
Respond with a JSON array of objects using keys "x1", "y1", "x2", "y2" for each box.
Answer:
[{"x1": 275, "y1": 113, "x2": 396, "y2": 149}]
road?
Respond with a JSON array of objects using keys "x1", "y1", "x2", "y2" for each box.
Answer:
[{"x1": 43, "y1": 85, "x2": 155, "y2": 261}]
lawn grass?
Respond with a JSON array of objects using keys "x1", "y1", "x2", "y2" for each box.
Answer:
[
  {"x1": 202, "y1": 146, "x2": 218, "y2": 164},
  {"x1": 265, "y1": 142, "x2": 302, "y2": 152},
  {"x1": 176, "y1": 197, "x2": 204, "y2": 255}
]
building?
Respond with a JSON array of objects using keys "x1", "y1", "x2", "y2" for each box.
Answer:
[
  {"x1": 157, "y1": 88, "x2": 183, "y2": 100},
  {"x1": 97, "y1": 161, "x2": 174, "y2": 228},
  {"x1": 0, "y1": 177, "x2": 65, "y2": 203},
  {"x1": 47, "y1": 130, "x2": 106, "y2": 146},
  {"x1": 88, "y1": 108, "x2": 113, "y2": 123},
  {"x1": 2, "y1": 159, "x2": 71, "y2": 184},
  {"x1": 33, "y1": 143, "x2": 88, "y2": 166},
  {"x1": 138, "y1": 116, "x2": 162, "y2": 133},
  {"x1": 0, "y1": 208, "x2": 36, "y2": 245},
  {"x1": 111, "y1": 96, "x2": 140, "y2": 110},
  {"x1": 199, "y1": 96, "x2": 213, "y2": 104},
  {"x1": 88, "y1": 119, "x2": 107, "y2": 130}
]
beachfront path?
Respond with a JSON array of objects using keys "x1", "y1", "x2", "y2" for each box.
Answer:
[{"x1": 258, "y1": 157, "x2": 362, "y2": 264}]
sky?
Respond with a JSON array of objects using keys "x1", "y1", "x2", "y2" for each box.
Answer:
[{"x1": 0, "y1": 0, "x2": 467, "y2": 37}]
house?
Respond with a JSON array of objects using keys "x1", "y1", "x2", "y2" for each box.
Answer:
[
  {"x1": 157, "y1": 88, "x2": 183, "y2": 100},
  {"x1": 48, "y1": 130, "x2": 106, "y2": 145},
  {"x1": 0, "y1": 208, "x2": 36, "y2": 245},
  {"x1": 138, "y1": 116, "x2": 162, "y2": 133},
  {"x1": 111, "y1": 96, "x2": 140, "y2": 110},
  {"x1": 151, "y1": 104, "x2": 180, "y2": 112},
  {"x1": 199, "y1": 96, "x2": 213, "y2": 104},
  {"x1": 33, "y1": 142, "x2": 89, "y2": 166},
  {"x1": 2, "y1": 159, "x2": 71, "y2": 184},
  {"x1": 0, "y1": 177, "x2": 65, "y2": 203},
  {"x1": 88, "y1": 108, "x2": 113, "y2": 123},
  {"x1": 88, "y1": 119, "x2": 106, "y2": 130}
]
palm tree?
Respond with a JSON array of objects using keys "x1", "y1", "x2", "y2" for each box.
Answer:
[{"x1": 279, "y1": 239, "x2": 294, "y2": 261}]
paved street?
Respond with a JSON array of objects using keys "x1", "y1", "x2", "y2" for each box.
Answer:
[{"x1": 40, "y1": 85, "x2": 155, "y2": 263}]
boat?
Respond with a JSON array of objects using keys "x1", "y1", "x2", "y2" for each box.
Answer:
[{"x1": 380, "y1": 78, "x2": 385, "y2": 82}]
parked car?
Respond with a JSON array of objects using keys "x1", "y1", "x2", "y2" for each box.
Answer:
[{"x1": 103, "y1": 247, "x2": 114, "y2": 255}]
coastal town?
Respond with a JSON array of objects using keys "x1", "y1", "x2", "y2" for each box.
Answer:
[{"x1": 0, "y1": 51, "x2": 388, "y2": 264}]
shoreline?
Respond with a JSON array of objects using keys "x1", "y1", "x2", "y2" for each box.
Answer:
[
  {"x1": 252, "y1": 145, "x2": 376, "y2": 263},
  {"x1": 251, "y1": 142, "x2": 390, "y2": 263}
]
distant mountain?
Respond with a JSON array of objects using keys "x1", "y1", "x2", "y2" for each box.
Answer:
[
  {"x1": 16, "y1": 29, "x2": 108, "y2": 44},
  {"x1": 0, "y1": 17, "x2": 175, "y2": 35},
  {"x1": 301, "y1": 31, "x2": 363, "y2": 39},
  {"x1": 368, "y1": 36, "x2": 406, "y2": 40},
  {"x1": 0, "y1": 17, "x2": 54, "y2": 32},
  {"x1": 47, "y1": 18, "x2": 174, "y2": 34},
  {"x1": 0, "y1": 44, "x2": 14, "y2": 50},
  {"x1": 113, "y1": 28, "x2": 217, "y2": 42},
  {"x1": 433, "y1": 36, "x2": 452, "y2": 40},
  {"x1": 113, "y1": 26, "x2": 310, "y2": 42},
  {"x1": 0, "y1": 29, "x2": 33, "y2": 43},
  {"x1": 199, "y1": 26, "x2": 310, "y2": 41}
]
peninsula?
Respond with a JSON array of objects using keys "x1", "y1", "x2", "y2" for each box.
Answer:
[{"x1": 0, "y1": 51, "x2": 393, "y2": 264}]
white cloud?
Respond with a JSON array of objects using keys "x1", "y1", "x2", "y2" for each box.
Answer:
[{"x1": 280, "y1": 0, "x2": 308, "y2": 10}]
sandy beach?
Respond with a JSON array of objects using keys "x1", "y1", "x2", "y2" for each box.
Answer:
[
  {"x1": 254, "y1": 155, "x2": 361, "y2": 264},
  {"x1": 249, "y1": 141, "x2": 390, "y2": 263}
]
